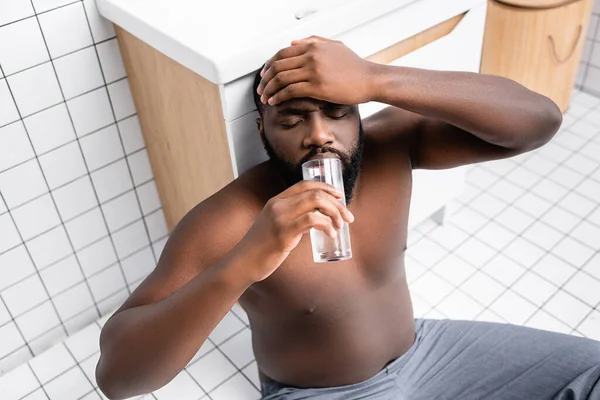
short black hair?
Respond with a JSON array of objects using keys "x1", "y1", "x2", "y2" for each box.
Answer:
[{"x1": 253, "y1": 64, "x2": 266, "y2": 116}]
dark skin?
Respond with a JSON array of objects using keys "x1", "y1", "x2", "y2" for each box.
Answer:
[{"x1": 96, "y1": 36, "x2": 562, "y2": 399}]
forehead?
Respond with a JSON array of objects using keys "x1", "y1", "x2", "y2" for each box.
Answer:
[{"x1": 265, "y1": 98, "x2": 346, "y2": 116}]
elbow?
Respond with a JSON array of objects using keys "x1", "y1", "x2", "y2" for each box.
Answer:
[
  {"x1": 96, "y1": 356, "x2": 121, "y2": 400},
  {"x1": 522, "y1": 96, "x2": 563, "y2": 151}
]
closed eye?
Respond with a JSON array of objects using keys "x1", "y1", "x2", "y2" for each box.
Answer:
[
  {"x1": 327, "y1": 112, "x2": 348, "y2": 120},
  {"x1": 281, "y1": 119, "x2": 304, "y2": 128}
]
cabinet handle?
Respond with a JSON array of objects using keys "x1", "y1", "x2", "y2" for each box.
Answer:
[{"x1": 548, "y1": 24, "x2": 582, "y2": 64}]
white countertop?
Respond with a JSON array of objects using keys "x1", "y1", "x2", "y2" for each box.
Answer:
[{"x1": 96, "y1": 0, "x2": 417, "y2": 84}]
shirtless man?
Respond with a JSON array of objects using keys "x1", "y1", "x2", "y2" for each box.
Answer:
[{"x1": 96, "y1": 37, "x2": 600, "y2": 400}]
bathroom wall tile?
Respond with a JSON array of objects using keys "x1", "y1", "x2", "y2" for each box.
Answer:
[
  {"x1": 21, "y1": 388, "x2": 49, "y2": 400},
  {"x1": 583, "y1": 66, "x2": 600, "y2": 95},
  {"x1": 32, "y1": 0, "x2": 77, "y2": 13},
  {"x1": 23, "y1": 103, "x2": 76, "y2": 155},
  {"x1": 188, "y1": 339, "x2": 215, "y2": 365},
  {"x1": 0, "y1": 196, "x2": 6, "y2": 215},
  {"x1": 450, "y1": 206, "x2": 489, "y2": 234},
  {"x1": 570, "y1": 119, "x2": 600, "y2": 139},
  {"x1": 0, "y1": 246, "x2": 35, "y2": 292},
  {"x1": 575, "y1": 176, "x2": 600, "y2": 200},
  {"x1": 90, "y1": 159, "x2": 133, "y2": 203},
  {"x1": 0, "y1": 0, "x2": 34, "y2": 26},
  {"x1": 588, "y1": 15, "x2": 599, "y2": 40},
  {"x1": 27, "y1": 225, "x2": 72, "y2": 270},
  {"x1": 489, "y1": 290, "x2": 536, "y2": 325},
  {"x1": 468, "y1": 192, "x2": 507, "y2": 219},
  {"x1": 64, "y1": 323, "x2": 100, "y2": 362},
  {"x1": 590, "y1": 41, "x2": 600, "y2": 69},
  {"x1": 0, "y1": 213, "x2": 21, "y2": 254},
  {"x1": 40, "y1": 255, "x2": 83, "y2": 297},
  {"x1": 503, "y1": 237, "x2": 546, "y2": 269},
  {"x1": 63, "y1": 306, "x2": 97, "y2": 335},
  {"x1": 12, "y1": 194, "x2": 60, "y2": 241},
  {"x1": 29, "y1": 325, "x2": 65, "y2": 356},
  {"x1": 67, "y1": 87, "x2": 114, "y2": 137},
  {"x1": 38, "y1": 2, "x2": 92, "y2": 59},
  {"x1": 38, "y1": 141, "x2": 87, "y2": 190},
  {"x1": 64, "y1": 207, "x2": 107, "y2": 251},
  {"x1": 54, "y1": 47, "x2": 104, "y2": 99},
  {"x1": 29, "y1": 343, "x2": 75, "y2": 384},
  {"x1": 96, "y1": 287, "x2": 127, "y2": 316},
  {"x1": 513, "y1": 192, "x2": 553, "y2": 219},
  {"x1": 569, "y1": 220, "x2": 600, "y2": 249},
  {"x1": 187, "y1": 349, "x2": 237, "y2": 393},
  {"x1": 543, "y1": 290, "x2": 591, "y2": 328},
  {"x1": 0, "y1": 346, "x2": 31, "y2": 376},
  {"x1": 563, "y1": 271, "x2": 600, "y2": 307},
  {"x1": 210, "y1": 373, "x2": 259, "y2": 400},
  {"x1": 583, "y1": 253, "x2": 600, "y2": 281},
  {"x1": 410, "y1": 271, "x2": 454, "y2": 306},
  {"x1": 0, "y1": 79, "x2": 20, "y2": 127},
  {"x1": 219, "y1": 328, "x2": 253, "y2": 369},
  {"x1": 208, "y1": 312, "x2": 246, "y2": 346},
  {"x1": 88, "y1": 264, "x2": 125, "y2": 302},
  {"x1": 521, "y1": 221, "x2": 563, "y2": 251},
  {"x1": 578, "y1": 309, "x2": 600, "y2": 341},
  {"x1": 0, "y1": 18, "x2": 49, "y2": 75},
  {"x1": 481, "y1": 254, "x2": 526, "y2": 287},
  {"x1": 7, "y1": 63, "x2": 62, "y2": 117},
  {"x1": 145, "y1": 209, "x2": 167, "y2": 242},
  {"x1": 52, "y1": 176, "x2": 98, "y2": 221},
  {"x1": 107, "y1": 79, "x2": 135, "y2": 120},
  {"x1": 83, "y1": 0, "x2": 115, "y2": 43},
  {"x1": 53, "y1": 282, "x2": 93, "y2": 321},
  {"x1": 136, "y1": 180, "x2": 161, "y2": 215},
  {"x1": 0, "y1": 159, "x2": 47, "y2": 208},
  {"x1": 117, "y1": 115, "x2": 144, "y2": 154},
  {"x1": 241, "y1": 361, "x2": 260, "y2": 391},
  {"x1": 97, "y1": 39, "x2": 126, "y2": 83},
  {"x1": 0, "y1": 299, "x2": 10, "y2": 326},
  {"x1": 121, "y1": 246, "x2": 154, "y2": 285},
  {"x1": 474, "y1": 221, "x2": 514, "y2": 251},
  {"x1": 44, "y1": 366, "x2": 93, "y2": 400},
  {"x1": 153, "y1": 371, "x2": 205, "y2": 400},
  {"x1": 80, "y1": 124, "x2": 124, "y2": 172},
  {"x1": 0, "y1": 323, "x2": 26, "y2": 362},
  {"x1": 548, "y1": 165, "x2": 586, "y2": 190},
  {"x1": 533, "y1": 253, "x2": 578, "y2": 287},
  {"x1": 78, "y1": 353, "x2": 99, "y2": 386},
  {"x1": 453, "y1": 237, "x2": 496, "y2": 269},
  {"x1": 128, "y1": 149, "x2": 153, "y2": 186},
  {"x1": 406, "y1": 237, "x2": 448, "y2": 268},
  {"x1": 0, "y1": 362, "x2": 39, "y2": 400},
  {"x1": 0, "y1": 122, "x2": 34, "y2": 172},
  {"x1": 152, "y1": 236, "x2": 168, "y2": 259},
  {"x1": 537, "y1": 141, "x2": 573, "y2": 163},
  {"x1": 15, "y1": 300, "x2": 60, "y2": 341},
  {"x1": 564, "y1": 153, "x2": 599, "y2": 176},
  {"x1": 552, "y1": 237, "x2": 595, "y2": 268},
  {"x1": 512, "y1": 272, "x2": 557, "y2": 307},
  {"x1": 76, "y1": 237, "x2": 116, "y2": 277},
  {"x1": 1, "y1": 274, "x2": 48, "y2": 317},
  {"x1": 525, "y1": 310, "x2": 571, "y2": 335}
]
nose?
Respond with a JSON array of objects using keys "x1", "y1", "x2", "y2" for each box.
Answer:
[{"x1": 302, "y1": 115, "x2": 335, "y2": 149}]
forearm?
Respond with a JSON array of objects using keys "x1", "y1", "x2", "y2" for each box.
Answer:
[
  {"x1": 96, "y1": 245, "x2": 254, "y2": 399},
  {"x1": 370, "y1": 64, "x2": 562, "y2": 149}
]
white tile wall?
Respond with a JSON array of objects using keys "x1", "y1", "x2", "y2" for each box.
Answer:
[
  {"x1": 0, "y1": 0, "x2": 164, "y2": 373},
  {"x1": 578, "y1": 0, "x2": 600, "y2": 95}
]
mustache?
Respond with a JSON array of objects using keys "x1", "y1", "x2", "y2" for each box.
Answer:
[{"x1": 299, "y1": 147, "x2": 346, "y2": 167}]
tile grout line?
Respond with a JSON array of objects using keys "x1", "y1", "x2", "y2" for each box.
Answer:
[
  {"x1": 0, "y1": 293, "x2": 34, "y2": 362},
  {"x1": 79, "y1": 6, "x2": 159, "y2": 265}
]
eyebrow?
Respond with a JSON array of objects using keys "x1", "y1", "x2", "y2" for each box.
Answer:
[{"x1": 276, "y1": 103, "x2": 347, "y2": 116}]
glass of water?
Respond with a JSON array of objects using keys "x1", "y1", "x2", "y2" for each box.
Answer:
[{"x1": 301, "y1": 157, "x2": 352, "y2": 263}]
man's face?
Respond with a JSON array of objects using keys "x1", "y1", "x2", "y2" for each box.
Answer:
[{"x1": 258, "y1": 98, "x2": 365, "y2": 205}]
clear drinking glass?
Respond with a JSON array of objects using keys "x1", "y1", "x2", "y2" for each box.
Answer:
[{"x1": 301, "y1": 157, "x2": 352, "y2": 263}]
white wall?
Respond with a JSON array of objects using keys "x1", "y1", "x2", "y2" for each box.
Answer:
[
  {"x1": 0, "y1": 0, "x2": 167, "y2": 374},
  {"x1": 577, "y1": 0, "x2": 600, "y2": 95}
]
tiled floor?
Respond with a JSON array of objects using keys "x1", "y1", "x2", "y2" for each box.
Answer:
[{"x1": 1, "y1": 89, "x2": 599, "y2": 400}]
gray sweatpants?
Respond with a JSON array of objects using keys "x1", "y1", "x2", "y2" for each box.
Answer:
[{"x1": 261, "y1": 319, "x2": 600, "y2": 399}]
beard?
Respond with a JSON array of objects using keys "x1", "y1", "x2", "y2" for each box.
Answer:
[{"x1": 261, "y1": 120, "x2": 365, "y2": 205}]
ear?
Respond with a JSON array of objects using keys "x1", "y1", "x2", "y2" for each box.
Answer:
[{"x1": 256, "y1": 117, "x2": 265, "y2": 139}]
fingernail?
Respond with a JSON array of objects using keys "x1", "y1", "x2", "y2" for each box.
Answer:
[
  {"x1": 261, "y1": 95, "x2": 265, "y2": 104},
  {"x1": 257, "y1": 86, "x2": 262, "y2": 95},
  {"x1": 268, "y1": 97, "x2": 274, "y2": 105},
  {"x1": 348, "y1": 212, "x2": 355, "y2": 222}
]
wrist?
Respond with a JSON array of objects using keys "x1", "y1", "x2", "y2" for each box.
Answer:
[{"x1": 368, "y1": 63, "x2": 409, "y2": 105}]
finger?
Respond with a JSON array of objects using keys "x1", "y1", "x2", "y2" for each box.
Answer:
[
  {"x1": 291, "y1": 190, "x2": 346, "y2": 229},
  {"x1": 278, "y1": 180, "x2": 343, "y2": 200},
  {"x1": 257, "y1": 56, "x2": 305, "y2": 97},
  {"x1": 291, "y1": 35, "x2": 334, "y2": 45},
  {"x1": 293, "y1": 189, "x2": 354, "y2": 227},
  {"x1": 294, "y1": 212, "x2": 337, "y2": 238},
  {"x1": 261, "y1": 44, "x2": 310, "y2": 77},
  {"x1": 261, "y1": 69, "x2": 311, "y2": 103},
  {"x1": 268, "y1": 82, "x2": 313, "y2": 106}
]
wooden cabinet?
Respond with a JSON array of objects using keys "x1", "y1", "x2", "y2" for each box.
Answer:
[
  {"x1": 115, "y1": 0, "x2": 488, "y2": 231},
  {"x1": 481, "y1": 0, "x2": 595, "y2": 112}
]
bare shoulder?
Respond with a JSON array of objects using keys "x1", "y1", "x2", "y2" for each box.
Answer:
[{"x1": 114, "y1": 162, "x2": 275, "y2": 311}]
